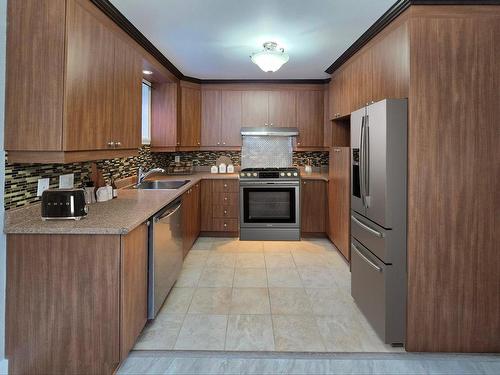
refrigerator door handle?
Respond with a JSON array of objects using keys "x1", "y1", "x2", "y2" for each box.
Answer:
[
  {"x1": 360, "y1": 115, "x2": 366, "y2": 207},
  {"x1": 364, "y1": 115, "x2": 370, "y2": 207},
  {"x1": 352, "y1": 243, "x2": 382, "y2": 272},
  {"x1": 351, "y1": 215, "x2": 384, "y2": 238}
]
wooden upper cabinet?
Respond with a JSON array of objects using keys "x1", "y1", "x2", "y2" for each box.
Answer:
[
  {"x1": 64, "y1": 0, "x2": 115, "y2": 151},
  {"x1": 201, "y1": 90, "x2": 221, "y2": 146},
  {"x1": 180, "y1": 83, "x2": 201, "y2": 146},
  {"x1": 242, "y1": 91, "x2": 268, "y2": 126},
  {"x1": 329, "y1": 72, "x2": 348, "y2": 119},
  {"x1": 221, "y1": 91, "x2": 243, "y2": 146},
  {"x1": 371, "y1": 22, "x2": 409, "y2": 102},
  {"x1": 347, "y1": 49, "x2": 373, "y2": 112},
  {"x1": 112, "y1": 36, "x2": 142, "y2": 150},
  {"x1": 151, "y1": 82, "x2": 178, "y2": 147},
  {"x1": 296, "y1": 90, "x2": 323, "y2": 147},
  {"x1": 5, "y1": 0, "x2": 143, "y2": 162},
  {"x1": 268, "y1": 90, "x2": 297, "y2": 127}
]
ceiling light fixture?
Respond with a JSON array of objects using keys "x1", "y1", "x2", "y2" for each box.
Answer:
[
  {"x1": 250, "y1": 42, "x2": 289, "y2": 72},
  {"x1": 142, "y1": 70, "x2": 153, "y2": 75}
]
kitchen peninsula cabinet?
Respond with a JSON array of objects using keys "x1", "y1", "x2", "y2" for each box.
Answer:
[
  {"x1": 5, "y1": 0, "x2": 143, "y2": 163},
  {"x1": 6, "y1": 224, "x2": 149, "y2": 374},
  {"x1": 182, "y1": 182, "x2": 201, "y2": 257}
]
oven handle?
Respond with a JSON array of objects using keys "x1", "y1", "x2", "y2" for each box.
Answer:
[{"x1": 240, "y1": 181, "x2": 300, "y2": 186}]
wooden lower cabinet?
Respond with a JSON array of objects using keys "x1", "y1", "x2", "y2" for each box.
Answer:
[
  {"x1": 200, "y1": 179, "x2": 239, "y2": 235},
  {"x1": 6, "y1": 224, "x2": 148, "y2": 374},
  {"x1": 301, "y1": 180, "x2": 327, "y2": 234},
  {"x1": 182, "y1": 183, "x2": 201, "y2": 257},
  {"x1": 327, "y1": 147, "x2": 351, "y2": 260}
]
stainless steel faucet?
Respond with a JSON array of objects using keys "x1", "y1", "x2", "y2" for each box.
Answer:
[{"x1": 137, "y1": 167, "x2": 165, "y2": 184}]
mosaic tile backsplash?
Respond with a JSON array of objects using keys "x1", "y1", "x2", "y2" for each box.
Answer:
[{"x1": 4, "y1": 148, "x2": 328, "y2": 210}]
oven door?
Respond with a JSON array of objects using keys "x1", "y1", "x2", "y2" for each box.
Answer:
[{"x1": 240, "y1": 181, "x2": 300, "y2": 228}]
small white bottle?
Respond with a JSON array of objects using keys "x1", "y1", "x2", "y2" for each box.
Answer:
[
  {"x1": 227, "y1": 164, "x2": 234, "y2": 173},
  {"x1": 218, "y1": 163, "x2": 227, "y2": 174},
  {"x1": 211, "y1": 165, "x2": 218, "y2": 174}
]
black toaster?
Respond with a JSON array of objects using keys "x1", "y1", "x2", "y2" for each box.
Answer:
[{"x1": 41, "y1": 188, "x2": 88, "y2": 220}]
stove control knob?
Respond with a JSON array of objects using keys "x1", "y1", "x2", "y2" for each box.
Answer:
[
  {"x1": 240, "y1": 172, "x2": 245, "y2": 177},
  {"x1": 247, "y1": 173, "x2": 252, "y2": 177},
  {"x1": 293, "y1": 172, "x2": 298, "y2": 176},
  {"x1": 280, "y1": 172, "x2": 285, "y2": 176},
  {"x1": 253, "y1": 173, "x2": 258, "y2": 177},
  {"x1": 287, "y1": 172, "x2": 291, "y2": 176}
]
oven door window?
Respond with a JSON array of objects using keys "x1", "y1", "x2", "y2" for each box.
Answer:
[{"x1": 243, "y1": 188, "x2": 296, "y2": 223}]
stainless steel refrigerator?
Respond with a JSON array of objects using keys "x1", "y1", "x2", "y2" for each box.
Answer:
[{"x1": 350, "y1": 99, "x2": 407, "y2": 345}]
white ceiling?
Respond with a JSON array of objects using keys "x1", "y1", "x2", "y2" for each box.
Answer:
[{"x1": 110, "y1": 0, "x2": 396, "y2": 80}]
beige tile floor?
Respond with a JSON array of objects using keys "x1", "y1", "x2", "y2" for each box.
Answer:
[{"x1": 134, "y1": 237, "x2": 402, "y2": 352}]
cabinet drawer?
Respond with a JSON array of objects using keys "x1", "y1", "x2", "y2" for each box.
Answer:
[
  {"x1": 213, "y1": 192, "x2": 239, "y2": 206},
  {"x1": 213, "y1": 205, "x2": 239, "y2": 219},
  {"x1": 213, "y1": 218, "x2": 239, "y2": 232},
  {"x1": 213, "y1": 180, "x2": 239, "y2": 193}
]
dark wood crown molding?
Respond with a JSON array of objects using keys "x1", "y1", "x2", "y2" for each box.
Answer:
[
  {"x1": 197, "y1": 78, "x2": 331, "y2": 85},
  {"x1": 325, "y1": 0, "x2": 500, "y2": 74}
]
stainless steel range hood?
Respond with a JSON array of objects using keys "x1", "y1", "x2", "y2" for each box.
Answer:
[{"x1": 240, "y1": 127, "x2": 299, "y2": 137}]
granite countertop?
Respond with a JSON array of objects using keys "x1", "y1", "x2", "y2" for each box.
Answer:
[{"x1": 4, "y1": 170, "x2": 328, "y2": 235}]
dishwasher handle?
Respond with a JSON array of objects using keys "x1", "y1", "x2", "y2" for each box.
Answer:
[{"x1": 155, "y1": 201, "x2": 182, "y2": 222}]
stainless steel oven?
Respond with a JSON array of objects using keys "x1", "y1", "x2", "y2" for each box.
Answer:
[{"x1": 239, "y1": 168, "x2": 300, "y2": 241}]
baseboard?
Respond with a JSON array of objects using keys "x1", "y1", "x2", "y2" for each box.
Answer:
[{"x1": 0, "y1": 358, "x2": 8, "y2": 374}]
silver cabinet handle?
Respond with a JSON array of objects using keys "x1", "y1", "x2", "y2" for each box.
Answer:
[
  {"x1": 224, "y1": 197, "x2": 228, "y2": 201},
  {"x1": 217, "y1": 142, "x2": 220, "y2": 145},
  {"x1": 223, "y1": 223, "x2": 227, "y2": 228},
  {"x1": 352, "y1": 244, "x2": 382, "y2": 272},
  {"x1": 334, "y1": 148, "x2": 341, "y2": 152},
  {"x1": 223, "y1": 210, "x2": 227, "y2": 214},
  {"x1": 115, "y1": 141, "x2": 121, "y2": 147},
  {"x1": 107, "y1": 141, "x2": 115, "y2": 147},
  {"x1": 222, "y1": 142, "x2": 226, "y2": 145},
  {"x1": 224, "y1": 184, "x2": 227, "y2": 188},
  {"x1": 351, "y1": 215, "x2": 384, "y2": 238}
]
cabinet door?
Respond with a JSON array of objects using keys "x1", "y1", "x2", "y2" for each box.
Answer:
[
  {"x1": 296, "y1": 90, "x2": 323, "y2": 147},
  {"x1": 200, "y1": 180, "x2": 213, "y2": 231},
  {"x1": 192, "y1": 183, "x2": 201, "y2": 241},
  {"x1": 301, "y1": 180, "x2": 327, "y2": 233},
  {"x1": 201, "y1": 90, "x2": 221, "y2": 146},
  {"x1": 371, "y1": 23, "x2": 409, "y2": 102},
  {"x1": 328, "y1": 147, "x2": 351, "y2": 260},
  {"x1": 181, "y1": 86, "x2": 201, "y2": 146},
  {"x1": 181, "y1": 189, "x2": 193, "y2": 258},
  {"x1": 120, "y1": 223, "x2": 148, "y2": 360},
  {"x1": 268, "y1": 90, "x2": 296, "y2": 127},
  {"x1": 221, "y1": 91, "x2": 243, "y2": 146},
  {"x1": 242, "y1": 91, "x2": 268, "y2": 126},
  {"x1": 64, "y1": 0, "x2": 115, "y2": 150},
  {"x1": 151, "y1": 82, "x2": 178, "y2": 147},
  {"x1": 113, "y1": 36, "x2": 142, "y2": 149},
  {"x1": 348, "y1": 49, "x2": 373, "y2": 112}
]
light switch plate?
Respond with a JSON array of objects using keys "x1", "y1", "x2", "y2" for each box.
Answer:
[
  {"x1": 37, "y1": 178, "x2": 50, "y2": 196},
  {"x1": 59, "y1": 173, "x2": 74, "y2": 189}
]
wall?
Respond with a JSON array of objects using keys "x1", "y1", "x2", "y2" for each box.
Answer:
[
  {"x1": 0, "y1": 0, "x2": 8, "y2": 370},
  {"x1": 4, "y1": 150, "x2": 328, "y2": 210}
]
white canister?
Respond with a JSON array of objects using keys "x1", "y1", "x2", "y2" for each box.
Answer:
[
  {"x1": 211, "y1": 165, "x2": 218, "y2": 174},
  {"x1": 218, "y1": 163, "x2": 227, "y2": 174},
  {"x1": 305, "y1": 165, "x2": 313, "y2": 174},
  {"x1": 227, "y1": 164, "x2": 234, "y2": 173}
]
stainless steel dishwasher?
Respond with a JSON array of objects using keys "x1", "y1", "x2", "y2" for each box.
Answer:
[{"x1": 148, "y1": 198, "x2": 183, "y2": 319}]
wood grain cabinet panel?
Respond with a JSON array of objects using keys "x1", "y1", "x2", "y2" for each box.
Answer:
[
  {"x1": 371, "y1": 22, "x2": 409, "y2": 102},
  {"x1": 212, "y1": 218, "x2": 239, "y2": 232},
  {"x1": 180, "y1": 84, "x2": 202, "y2": 146},
  {"x1": 213, "y1": 192, "x2": 239, "y2": 206},
  {"x1": 300, "y1": 180, "x2": 327, "y2": 233},
  {"x1": 200, "y1": 180, "x2": 214, "y2": 231},
  {"x1": 347, "y1": 49, "x2": 373, "y2": 112},
  {"x1": 221, "y1": 91, "x2": 243, "y2": 146},
  {"x1": 151, "y1": 82, "x2": 178, "y2": 147},
  {"x1": 213, "y1": 205, "x2": 239, "y2": 219},
  {"x1": 181, "y1": 183, "x2": 201, "y2": 257},
  {"x1": 5, "y1": 0, "x2": 66, "y2": 151},
  {"x1": 64, "y1": 0, "x2": 115, "y2": 150},
  {"x1": 213, "y1": 179, "x2": 239, "y2": 193},
  {"x1": 112, "y1": 36, "x2": 142, "y2": 150},
  {"x1": 296, "y1": 90, "x2": 324, "y2": 147},
  {"x1": 242, "y1": 91, "x2": 269, "y2": 126},
  {"x1": 268, "y1": 90, "x2": 297, "y2": 127},
  {"x1": 120, "y1": 224, "x2": 148, "y2": 360},
  {"x1": 201, "y1": 90, "x2": 222, "y2": 146},
  {"x1": 328, "y1": 147, "x2": 351, "y2": 260},
  {"x1": 6, "y1": 226, "x2": 150, "y2": 374}
]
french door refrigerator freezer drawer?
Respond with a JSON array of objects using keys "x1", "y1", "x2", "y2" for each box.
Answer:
[{"x1": 351, "y1": 211, "x2": 390, "y2": 263}]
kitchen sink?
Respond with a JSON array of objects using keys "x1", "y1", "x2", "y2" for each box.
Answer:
[{"x1": 131, "y1": 179, "x2": 190, "y2": 190}]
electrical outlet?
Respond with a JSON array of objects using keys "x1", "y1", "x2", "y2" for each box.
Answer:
[
  {"x1": 37, "y1": 178, "x2": 50, "y2": 197},
  {"x1": 59, "y1": 173, "x2": 74, "y2": 189},
  {"x1": 175, "y1": 155, "x2": 180, "y2": 163}
]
